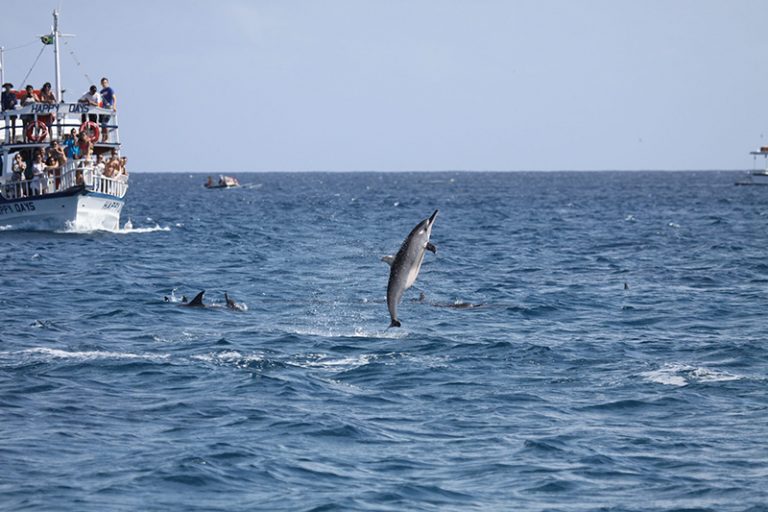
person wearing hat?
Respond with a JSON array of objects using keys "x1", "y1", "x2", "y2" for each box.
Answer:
[{"x1": 2, "y1": 83, "x2": 19, "y2": 143}]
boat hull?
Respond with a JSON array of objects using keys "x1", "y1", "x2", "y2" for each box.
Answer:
[
  {"x1": 737, "y1": 172, "x2": 768, "y2": 186},
  {"x1": 0, "y1": 187, "x2": 123, "y2": 231}
]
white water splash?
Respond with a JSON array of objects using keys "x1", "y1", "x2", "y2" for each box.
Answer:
[
  {"x1": 296, "y1": 353, "x2": 376, "y2": 370},
  {"x1": 191, "y1": 351, "x2": 266, "y2": 369},
  {"x1": 54, "y1": 221, "x2": 170, "y2": 235},
  {"x1": 1, "y1": 347, "x2": 170, "y2": 363},
  {"x1": 641, "y1": 363, "x2": 742, "y2": 387},
  {"x1": 288, "y1": 326, "x2": 408, "y2": 339},
  {"x1": 113, "y1": 223, "x2": 171, "y2": 235}
]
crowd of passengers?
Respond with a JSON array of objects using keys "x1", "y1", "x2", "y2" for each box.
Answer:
[
  {"x1": 7, "y1": 141, "x2": 127, "y2": 197},
  {"x1": 1, "y1": 77, "x2": 125, "y2": 196},
  {"x1": 1, "y1": 77, "x2": 116, "y2": 143}
]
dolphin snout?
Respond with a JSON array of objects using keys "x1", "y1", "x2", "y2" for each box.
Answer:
[{"x1": 428, "y1": 209, "x2": 439, "y2": 225}]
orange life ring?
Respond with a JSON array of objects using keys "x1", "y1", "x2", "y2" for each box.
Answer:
[
  {"x1": 25, "y1": 120, "x2": 48, "y2": 142},
  {"x1": 80, "y1": 121, "x2": 100, "y2": 143}
]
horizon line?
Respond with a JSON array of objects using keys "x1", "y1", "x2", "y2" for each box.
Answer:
[{"x1": 130, "y1": 168, "x2": 749, "y2": 173}]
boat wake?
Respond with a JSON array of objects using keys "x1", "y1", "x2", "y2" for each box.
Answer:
[
  {"x1": 56, "y1": 222, "x2": 171, "y2": 235},
  {"x1": 113, "y1": 224, "x2": 171, "y2": 235}
]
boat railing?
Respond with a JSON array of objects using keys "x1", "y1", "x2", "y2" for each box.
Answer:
[
  {"x1": 1, "y1": 160, "x2": 128, "y2": 200},
  {"x1": 0, "y1": 103, "x2": 120, "y2": 145},
  {"x1": 86, "y1": 167, "x2": 129, "y2": 197}
]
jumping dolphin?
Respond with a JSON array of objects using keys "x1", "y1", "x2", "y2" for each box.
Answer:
[{"x1": 386, "y1": 210, "x2": 438, "y2": 327}]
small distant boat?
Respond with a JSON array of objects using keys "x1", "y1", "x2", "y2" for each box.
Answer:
[
  {"x1": 205, "y1": 175, "x2": 239, "y2": 189},
  {"x1": 736, "y1": 146, "x2": 768, "y2": 186}
]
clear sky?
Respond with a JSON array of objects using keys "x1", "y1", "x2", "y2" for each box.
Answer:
[{"x1": 2, "y1": 0, "x2": 766, "y2": 171}]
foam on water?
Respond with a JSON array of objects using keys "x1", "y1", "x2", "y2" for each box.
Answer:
[
  {"x1": 113, "y1": 224, "x2": 171, "y2": 234},
  {"x1": 191, "y1": 350, "x2": 267, "y2": 368},
  {"x1": 56, "y1": 222, "x2": 171, "y2": 234},
  {"x1": 641, "y1": 363, "x2": 743, "y2": 387},
  {"x1": 296, "y1": 353, "x2": 376, "y2": 370},
  {"x1": 288, "y1": 326, "x2": 409, "y2": 339},
  {"x1": 0, "y1": 347, "x2": 170, "y2": 363}
]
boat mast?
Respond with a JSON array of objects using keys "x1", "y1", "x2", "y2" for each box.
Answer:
[{"x1": 53, "y1": 9, "x2": 62, "y2": 103}]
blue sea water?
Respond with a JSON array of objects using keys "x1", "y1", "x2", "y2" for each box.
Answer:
[{"x1": 1, "y1": 171, "x2": 767, "y2": 511}]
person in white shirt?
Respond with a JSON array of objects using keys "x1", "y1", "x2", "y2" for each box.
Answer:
[
  {"x1": 78, "y1": 85, "x2": 101, "y2": 123},
  {"x1": 94, "y1": 154, "x2": 106, "y2": 174},
  {"x1": 79, "y1": 85, "x2": 101, "y2": 106},
  {"x1": 31, "y1": 152, "x2": 48, "y2": 195}
]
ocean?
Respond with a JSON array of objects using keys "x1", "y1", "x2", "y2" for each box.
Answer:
[{"x1": 1, "y1": 171, "x2": 766, "y2": 511}]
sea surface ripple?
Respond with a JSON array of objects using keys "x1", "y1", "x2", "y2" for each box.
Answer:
[{"x1": 1, "y1": 171, "x2": 767, "y2": 511}]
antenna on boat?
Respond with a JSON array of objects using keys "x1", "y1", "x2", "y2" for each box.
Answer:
[
  {"x1": 52, "y1": 10, "x2": 63, "y2": 102},
  {"x1": 46, "y1": 9, "x2": 74, "y2": 103}
]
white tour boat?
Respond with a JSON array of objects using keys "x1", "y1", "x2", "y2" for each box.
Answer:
[
  {"x1": 0, "y1": 10, "x2": 128, "y2": 230},
  {"x1": 736, "y1": 146, "x2": 768, "y2": 186}
]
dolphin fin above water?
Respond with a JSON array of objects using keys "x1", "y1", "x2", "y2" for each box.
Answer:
[
  {"x1": 381, "y1": 255, "x2": 395, "y2": 266},
  {"x1": 224, "y1": 292, "x2": 245, "y2": 311},
  {"x1": 386, "y1": 209, "x2": 439, "y2": 328},
  {"x1": 185, "y1": 291, "x2": 206, "y2": 307}
]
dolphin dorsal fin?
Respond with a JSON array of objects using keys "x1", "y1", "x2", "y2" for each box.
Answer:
[
  {"x1": 381, "y1": 255, "x2": 395, "y2": 266},
  {"x1": 188, "y1": 291, "x2": 205, "y2": 307}
]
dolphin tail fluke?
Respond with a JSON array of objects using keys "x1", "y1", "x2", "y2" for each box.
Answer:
[{"x1": 389, "y1": 319, "x2": 402, "y2": 328}]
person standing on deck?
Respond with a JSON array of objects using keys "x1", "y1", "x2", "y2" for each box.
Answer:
[
  {"x1": 78, "y1": 85, "x2": 101, "y2": 124},
  {"x1": 20, "y1": 85, "x2": 40, "y2": 142},
  {"x1": 38, "y1": 82, "x2": 57, "y2": 131},
  {"x1": 2, "y1": 83, "x2": 19, "y2": 143},
  {"x1": 99, "y1": 78, "x2": 116, "y2": 142}
]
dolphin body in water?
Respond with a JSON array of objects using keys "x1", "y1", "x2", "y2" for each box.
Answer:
[
  {"x1": 165, "y1": 290, "x2": 246, "y2": 311},
  {"x1": 386, "y1": 210, "x2": 438, "y2": 327},
  {"x1": 162, "y1": 291, "x2": 205, "y2": 306},
  {"x1": 184, "y1": 290, "x2": 206, "y2": 307},
  {"x1": 224, "y1": 292, "x2": 246, "y2": 311}
]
